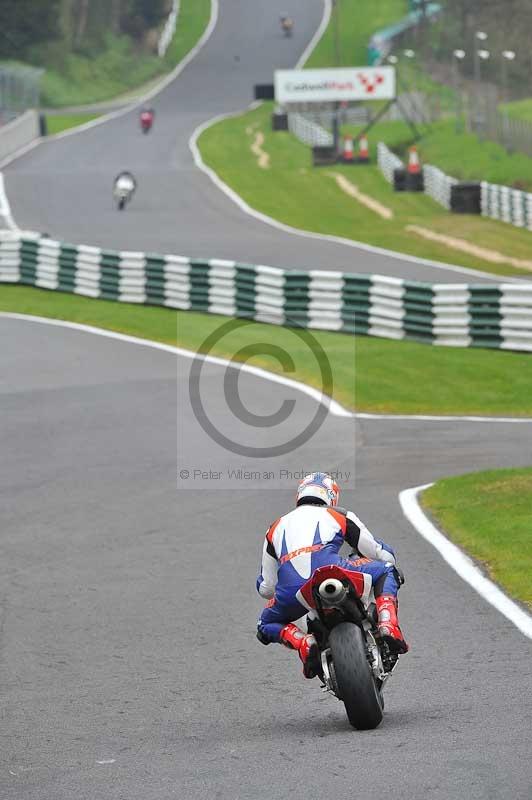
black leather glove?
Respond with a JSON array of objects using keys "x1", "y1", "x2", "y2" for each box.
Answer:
[
  {"x1": 394, "y1": 564, "x2": 406, "y2": 585},
  {"x1": 256, "y1": 629, "x2": 271, "y2": 646}
]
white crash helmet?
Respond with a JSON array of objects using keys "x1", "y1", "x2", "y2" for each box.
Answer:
[{"x1": 296, "y1": 472, "x2": 340, "y2": 508}]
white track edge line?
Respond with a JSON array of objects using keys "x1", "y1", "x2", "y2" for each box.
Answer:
[
  {"x1": 356, "y1": 412, "x2": 532, "y2": 424},
  {"x1": 1, "y1": 312, "x2": 531, "y2": 424},
  {"x1": 0, "y1": 173, "x2": 17, "y2": 231},
  {"x1": 0, "y1": 312, "x2": 349, "y2": 417},
  {"x1": 295, "y1": 0, "x2": 332, "y2": 69},
  {"x1": 399, "y1": 483, "x2": 532, "y2": 639}
]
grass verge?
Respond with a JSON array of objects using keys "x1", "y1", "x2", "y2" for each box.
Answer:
[
  {"x1": 199, "y1": 103, "x2": 532, "y2": 278},
  {"x1": 2, "y1": 284, "x2": 532, "y2": 416},
  {"x1": 41, "y1": 0, "x2": 211, "y2": 107},
  {"x1": 422, "y1": 468, "x2": 532, "y2": 607},
  {"x1": 346, "y1": 117, "x2": 532, "y2": 192},
  {"x1": 46, "y1": 113, "x2": 100, "y2": 136}
]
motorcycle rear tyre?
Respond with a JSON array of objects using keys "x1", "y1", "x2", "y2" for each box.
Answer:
[
  {"x1": 118, "y1": 198, "x2": 126, "y2": 211},
  {"x1": 329, "y1": 622, "x2": 383, "y2": 730}
]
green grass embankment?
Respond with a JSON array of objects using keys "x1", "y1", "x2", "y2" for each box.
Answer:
[
  {"x1": 199, "y1": 103, "x2": 532, "y2": 278},
  {"x1": 357, "y1": 118, "x2": 532, "y2": 191},
  {"x1": 41, "y1": 0, "x2": 211, "y2": 107},
  {"x1": 423, "y1": 468, "x2": 532, "y2": 606},
  {"x1": 2, "y1": 284, "x2": 532, "y2": 417},
  {"x1": 46, "y1": 113, "x2": 100, "y2": 135}
]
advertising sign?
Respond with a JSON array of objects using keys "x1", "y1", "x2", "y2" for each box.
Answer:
[{"x1": 274, "y1": 67, "x2": 396, "y2": 104}]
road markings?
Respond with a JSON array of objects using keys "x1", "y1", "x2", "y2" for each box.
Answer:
[
  {"x1": 356, "y1": 411, "x2": 532, "y2": 424},
  {"x1": 399, "y1": 483, "x2": 532, "y2": 639},
  {"x1": 0, "y1": 313, "x2": 351, "y2": 417},
  {"x1": 96, "y1": 759, "x2": 116, "y2": 765},
  {"x1": 2, "y1": 313, "x2": 532, "y2": 426},
  {"x1": 0, "y1": 173, "x2": 18, "y2": 231}
]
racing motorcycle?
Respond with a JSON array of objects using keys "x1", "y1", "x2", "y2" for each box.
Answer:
[
  {"x1": 140, "y1": 108, "x2": 154, "y2": 134},
  {"x1": 113, "y1": 172, "x2": 136, "y2": 211},
  {"x1": 280, "y1": 16, "x2": 294, "y2": 37},
  {"x1": 298, "y1": 563, "x2": 400, "y2": 729}
]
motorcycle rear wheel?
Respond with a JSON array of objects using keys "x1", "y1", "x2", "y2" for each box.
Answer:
[{"x1": 329, "y1": 622, "x2": 383, "y2": 730}]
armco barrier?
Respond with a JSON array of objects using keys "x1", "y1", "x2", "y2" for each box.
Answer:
[
  {"x1": 481, "y1": 182, "x2": 532, "y2": 231},
  {"x1": 1, "y1": 231, "x2": 532, "y2": 352},
  {"x1": 377, "y1": 142, "x2": 403, "y2": 185},
  {"x1": 379, "y1": 146, "x2": 480, "y2": 212},
  {"x1": 0, "y1": 110, "x2": 40, "y2": 163},
  {"x1": 423, "y1": 164, "x2": 457, "y2": 210},
  {"x1": 288, "y1": 113, "x2": 333, "y2": 148}
]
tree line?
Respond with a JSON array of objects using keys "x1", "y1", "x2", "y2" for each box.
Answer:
[{"x1": 0, "y1": 0, "x2": 172, "y2": 60}]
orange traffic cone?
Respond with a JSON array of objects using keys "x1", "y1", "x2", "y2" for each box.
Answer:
[
  {"x1": 358, "y1": 135, "x2": 369, "y2": 162},
  {"x1": 342, "y1": 135, "x2": 354, "y2": 162},
  {"x1": 407, "y1": 146, "x2": 421, "y2": 174}
]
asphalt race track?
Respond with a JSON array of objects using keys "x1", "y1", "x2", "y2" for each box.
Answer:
[
  {"x1": 2, "y1": 2, "x2": 532, "y2": 799},
  {"x1": 1, "y1": 315, "x2": 532, "y2": 800},
  {"x1": 3, "y1": 0, "x2": 509, "y2": 283}
]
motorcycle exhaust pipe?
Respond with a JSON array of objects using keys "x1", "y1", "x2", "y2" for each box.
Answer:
[{"x1": 318, "y1": 578, "x2": 347, "y2": 606}]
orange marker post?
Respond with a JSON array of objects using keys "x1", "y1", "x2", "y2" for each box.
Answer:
[
  {"x1": 358, "y1": 135, "x2": 369, "y2": 162},
  {"x1": 342, "y1": 135, "x2": 354, "y2": 162},
  {"x1": 407, "y1": 146, "x2": 421, "y2": 174}
]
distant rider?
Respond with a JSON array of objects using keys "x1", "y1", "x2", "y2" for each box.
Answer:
[
  {"x1": 113, "y1": 170, "x2": 137, "y2": 197},
  {"x1": 256, "y1": 472, "x2": 408, "y2": 678},
  {"x1": 280, "y1": 14, "x2": 294, "y2": 35},
  {"x1": 140, "y1": 106, "x2": 155, "y2": 132},
  {"x1": 113, "y1": 171, "x2": 137, "y2": 209}
]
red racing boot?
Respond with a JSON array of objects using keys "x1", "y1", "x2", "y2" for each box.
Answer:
[
  {"x1": 376, "y1": 595, "x2": 409, "y2": 654},
  {"x1": 279, "y1": 623, "x2": 320, "y2": 679}
]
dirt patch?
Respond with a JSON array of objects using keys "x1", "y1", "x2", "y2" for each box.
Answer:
[
  {"x1": 406, "y1": 225, "x2": 532, "y2": 272},
  {"x1": 328, "y1": 172, "x2": 393, "y2": 220},
  {"x1": 250, "y1": 131, "x2": 270, "y2": 169}
]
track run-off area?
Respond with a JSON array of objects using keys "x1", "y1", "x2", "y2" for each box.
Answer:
[{"x1": 1, "y1": 2, "x2": 532, "y2": 799}]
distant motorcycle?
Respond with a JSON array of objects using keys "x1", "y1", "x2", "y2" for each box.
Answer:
[
  {"x1": 113, "y1": 171, "x2": 137, "y2": 211},
  {"x1": 297, "y1": 563, "x2": 400, "y2": 729},
  {"x1": 140, "y1": 108, "x2": 155, "y2": 134},
  {"x1": 280, "y1": 15, "x2": 294, "y2": 37}
]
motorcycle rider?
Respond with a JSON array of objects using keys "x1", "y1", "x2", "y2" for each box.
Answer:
[
  {"x1": 113, "y1": 170, "x2": 137, "y2": 204},
  {"x1": 140, "y1": 106, "x2": 155, "y2": 132},
  {"x1": 256, "y1": 472, "x2": 408, "y2": 678},
  {"x1": 280, "y1": 14, "x2": 294, "y2": 35}
]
